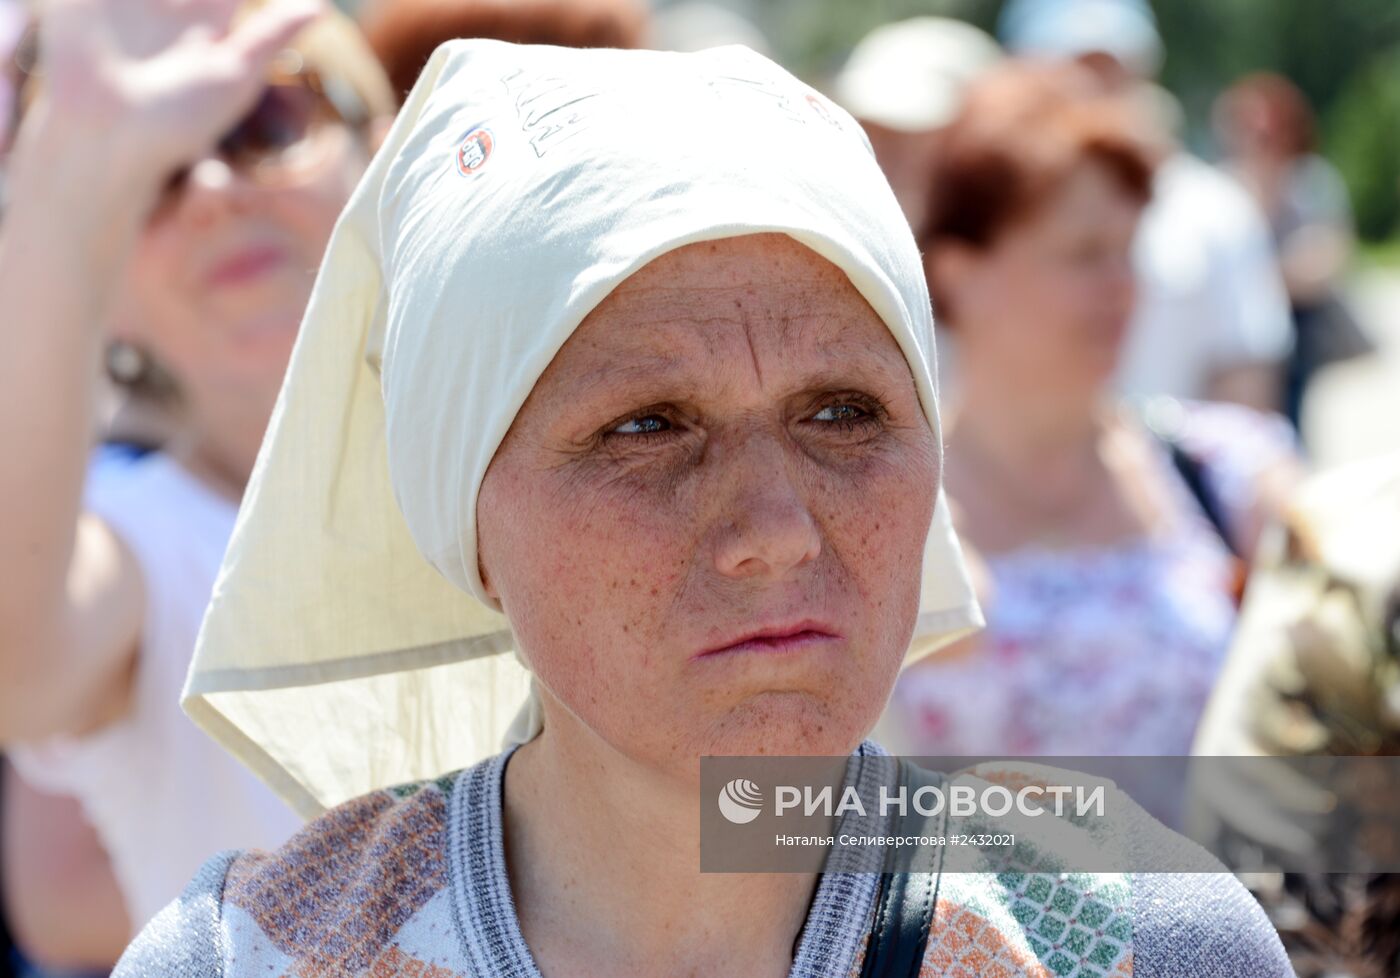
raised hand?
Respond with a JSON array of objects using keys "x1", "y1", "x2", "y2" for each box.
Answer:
[
  {"x1": 31, "y1": 0, "x2": 320, "y2": 194},
  {"x1": 0, "y1": 1, "x2": 329, "y2": 751}
]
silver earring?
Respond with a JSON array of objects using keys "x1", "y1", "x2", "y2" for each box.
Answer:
[{"x1": 106, "y1": 342, "x2": 148, "y2": 383}]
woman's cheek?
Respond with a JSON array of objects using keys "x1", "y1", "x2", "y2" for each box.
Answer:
[
  {"x1": 523, "y1": 476, "x2": 684, "y2": 658},
  {"x1": 512, "y1": 504, "x2": 685, "y2": 738},
  {"x1": 847, "y1": 454, "x2": 936, "y2": 632}
]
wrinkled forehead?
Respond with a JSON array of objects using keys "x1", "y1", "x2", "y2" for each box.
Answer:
[
  {"x1": 520, "y1": 236, "x2": 924, "y2": 414},
  {"x1": 594, "y1": 235, "x2": 865, "y2": 332},
  {"x1": 588, "y1": 233, "x2": 896, "y2": 348}
]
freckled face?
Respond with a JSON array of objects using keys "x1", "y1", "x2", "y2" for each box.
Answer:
[{"x1": 476, "y1": 233, "x2": 939, "y2": 772}]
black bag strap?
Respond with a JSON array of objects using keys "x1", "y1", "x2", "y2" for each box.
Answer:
[
  {"x1": 1139, "y1": 404, "x2": 1239, "y2": 560},
  {"x1": 1162, "y1": 436, "x2": 1240, "y2": 560},
  {"x1": 859, "y1": 761, "x2": 947, "y2": 978},
  {"x1": 860, "y1": 869, "x2": 938, "y2": 978}
]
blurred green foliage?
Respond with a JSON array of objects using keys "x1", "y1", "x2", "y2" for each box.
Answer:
[
  {"x1": 749, "y1": 0, "x2": 1400, "y2": 241},
  {"x1": 1328, "y1": 49, "x2": 1400, "y2": 242}
]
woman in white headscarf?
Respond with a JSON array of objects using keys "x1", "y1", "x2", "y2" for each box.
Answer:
[{"x1": 114, "y1": 38, "x2": 1293, "y2": 978}]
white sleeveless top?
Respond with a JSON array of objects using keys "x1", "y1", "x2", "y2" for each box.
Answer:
[{"x1": 8, "y1": 449, "x2": 302, "y2": 930}]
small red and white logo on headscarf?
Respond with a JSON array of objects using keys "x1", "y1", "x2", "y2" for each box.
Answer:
[{"x1": 455, "y1": 127, "x2": 494, "y2": 175}]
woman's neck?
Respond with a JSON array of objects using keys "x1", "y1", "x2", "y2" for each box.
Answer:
[
  {"x1": 503, "y1": 723, "x2": 820, "y2": 978},
  {"x1": 165, "y1": 433, "x2": 252, "y2": 504},
  {"x1": 941, "y1": 376, "x2": 1176, "y2": 553},
  {"x1": 950, "y1": 380, "x2": 1110, "y2": 480},
  {"x1": 162, "y1": 394, "x2": 274, "y2": 503}
]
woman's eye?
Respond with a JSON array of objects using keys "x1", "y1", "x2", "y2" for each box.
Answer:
[
  {"x1": 813, "y1": 403, "x2": 872, "y2": 425},
  {"x1": 610, "y1": 414, "x2": 672, "y2": 436}
]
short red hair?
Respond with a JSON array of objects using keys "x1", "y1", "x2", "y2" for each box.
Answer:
[
  {"x1": 359, "y1": 0, "x2": 649, "y2": 98},
  {"x1": 920, "y1": 61, "x2": 1155, "y2": 254}
]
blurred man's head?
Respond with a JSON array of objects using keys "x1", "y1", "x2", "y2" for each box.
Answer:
[
  {"x1": 996, "y1": 0, "x2": 1181, "y2": 158},
  {"x1": 1214, "y1": 72, "x2": 1316, "y2": 165},
  {"x1": 997, "y1": 0, "x2": 1162, "y2": 82},
  {"x1": 832, "y1": 17, "x2": 1000, "y2": 237}
]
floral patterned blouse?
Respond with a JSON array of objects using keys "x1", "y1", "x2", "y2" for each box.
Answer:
[{"x1": 891, "y1": 403, "x2": 1296, "y2": 759}]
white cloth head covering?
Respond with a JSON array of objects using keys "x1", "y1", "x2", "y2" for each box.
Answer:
[{"x1": 183, "y1": 39, "x2": 983, "y2": 818}]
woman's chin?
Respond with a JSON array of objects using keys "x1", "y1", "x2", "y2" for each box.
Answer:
[
  {"x1": 700, "y1": 692, "x2": 871, "y2": 758},
  {"x1": 223, "y1": 311, "x2": 303, "y2": 352}
]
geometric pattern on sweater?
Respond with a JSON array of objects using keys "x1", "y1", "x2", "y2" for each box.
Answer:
[
  {"x1": 843, "y1": 872, "x2": 1134, "y2": 978},
  {"x1": 224, "y1": 776, "x2": 454, "y2": 976},
  {"x1": 110, "y1": 745, "x2": 1298, "y2": 978},
  {"x1": 925, "y1": 873, "x2": 1134, "y2": 977}
]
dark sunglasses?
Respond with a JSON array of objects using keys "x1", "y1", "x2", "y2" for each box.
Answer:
[{"x1": 158, "y1": 68, "x2": 363, "y2": 205}]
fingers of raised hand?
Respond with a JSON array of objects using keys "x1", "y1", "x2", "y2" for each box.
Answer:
[
  {"x1": 28, "y1": 0, "x2": 324, "y2": 181},
  {"x1": 224, "y1": 0, "x2": 323, "y2": 75},
  {"x1": 40, "y1": 0, "x2": 307, "y2": 64}
]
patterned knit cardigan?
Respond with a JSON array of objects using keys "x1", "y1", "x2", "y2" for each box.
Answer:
[{"x1": 113, "y1": 749, "x2": 1296, "y2": 978}]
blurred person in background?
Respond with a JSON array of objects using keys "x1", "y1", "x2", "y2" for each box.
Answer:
[
  {"x1": 1215, "y1": 73, "x2": 1374, "y2": 437},
  {"x1": 883, "y1": 61, "x2": 1302, "y2": 761},
  {"x1": 1192, "y1": 453, "x2": 1400, "y2": 977},
  {"x1": 1000, "y1": 0, "x2": 1294, "y2": 415},
  {"x1": 830, "y1": 16, "x2": 999, "y2": 242},
  {"x1": 357, "y1": 0, "x2": 648, "y2": 99},
  {"x1": 0, "y1": 0, "x2": 396, "y2": 970}
]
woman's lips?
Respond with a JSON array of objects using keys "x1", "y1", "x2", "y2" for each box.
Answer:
[
  {"x1": 695, "y1": 622, "x2": 843, "y2": 660},
  {"x1": 204, "y1": 244, "x2": 288, "y2": 288}
]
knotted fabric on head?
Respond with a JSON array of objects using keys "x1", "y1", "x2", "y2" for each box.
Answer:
[{"x1": 183, "y1": 39, "x2": 984, "y2": 818}]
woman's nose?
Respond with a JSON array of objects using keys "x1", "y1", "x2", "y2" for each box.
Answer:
[{"x1": 709, "y1": 437, "x2": 822, "y2": 582}]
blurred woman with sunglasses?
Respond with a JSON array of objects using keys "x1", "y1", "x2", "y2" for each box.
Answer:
[{"x1": 0, "y1": 0, "x2": 395, "y2": 966}]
